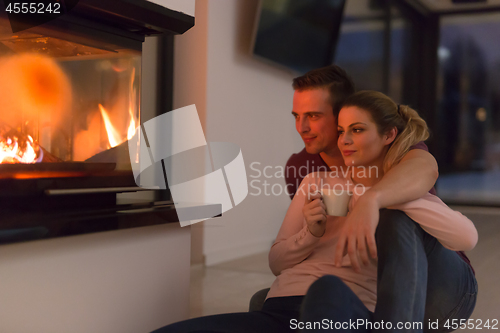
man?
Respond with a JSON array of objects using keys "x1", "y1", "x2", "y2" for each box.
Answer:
[{"x1": 286, "y1": 65, "x2": 476, "y2": 332}]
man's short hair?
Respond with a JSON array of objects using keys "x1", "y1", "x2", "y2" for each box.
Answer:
[{"x1": 292, "y1": 65, "x2": 355, "y2": 116}]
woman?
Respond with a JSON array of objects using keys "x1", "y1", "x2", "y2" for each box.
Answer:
[
  {"x1": 295, "y1": 91, "x2": 478, "y2": 332},
  {"x1": 152, "y1": 91, "x2": 477, "y2": 333}
]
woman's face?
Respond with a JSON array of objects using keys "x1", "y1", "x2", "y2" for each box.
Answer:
[{"x1": 337, "y1": 106, "x2": 395, "y2": 169}]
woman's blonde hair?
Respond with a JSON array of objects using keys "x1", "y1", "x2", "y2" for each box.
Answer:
[{"x1": 341, "y1": 90, "x2": 429, "y2": 172}]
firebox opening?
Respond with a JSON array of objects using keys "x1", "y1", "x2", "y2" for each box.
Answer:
[{"x1": 0, "y1": 33, "x2": 141, "y2": 176}]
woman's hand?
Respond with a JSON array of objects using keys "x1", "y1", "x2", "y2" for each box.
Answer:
[
  {"x1": 303, "y1": 191, "x2": 327, "y2": 237},
  {"x1": 334, "y1": 191, "x2": 380, "y2": 272}
]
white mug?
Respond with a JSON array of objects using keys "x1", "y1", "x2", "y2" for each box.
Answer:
[{"x1": 320, "y1": 188, "x2": 352, "y2": 217}]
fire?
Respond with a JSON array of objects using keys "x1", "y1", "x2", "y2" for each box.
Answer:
[
  {"x1": 127, "y1": 67, "x2": 138, "y2": 141},
  {"x1": 99, "y1": 104, "x2": 137, "y2": 148},
  {"x1": 99, "y1": 104, "x2": 122, "y2": 148},
  {"x1": 99, "y1": 68, "x2": 138, "y2": 148},
  {"x1": 74, "y1": 67, "x2": 139, "y2": 158},
  {"x1": 0, "y1": 124, "x2": 42, "y2": 164},
  {"x1": 127, "y1": 110, "x2": 136, "y2": 141}
]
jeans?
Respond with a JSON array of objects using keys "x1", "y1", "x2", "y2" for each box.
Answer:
[
  {"x1": 151, "y1": 210, "x2": 477, "y2": 333},
  {"x1": 151, "y1": 296, "x2": 303, "y2": 333},
  {"x1": 301, "y1": 209, "x2": 478, "y2": 332},
  {"x1": 300, "y1": 275, "x2": 373, "y2": 332}
]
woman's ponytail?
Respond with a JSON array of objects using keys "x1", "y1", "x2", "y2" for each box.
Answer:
[{"x1": 383, "y1": 105, "x2": 429, "y2": 172}]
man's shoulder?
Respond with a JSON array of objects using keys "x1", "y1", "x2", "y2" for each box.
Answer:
[
  {"x1": 286, "y1": 148, "x2": 325, "y2": 168},
  {"x1": 284, "y1": 148, "x2": 330, "y2": 199},
  {"x1": 408, "y1": 141, "x2": 437, "y2": 195},
  {"x1": 410, "y1": 141, "x2": 429, "y2": 152}
]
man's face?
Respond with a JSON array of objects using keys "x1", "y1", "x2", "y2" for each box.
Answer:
[{"x1": 292, "y1": 88, "x2": 338, "y2": 156}]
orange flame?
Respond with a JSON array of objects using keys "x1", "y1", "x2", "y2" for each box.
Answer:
[
  {"x1": 127, "y1": 109, "x2": 136, "y2": 141},
  {"x1": 0, "y1": 134, "x2": 39, "y2": 164},
  {"x1": 99, "y1": 104, "x2": 137, "y2": 148},
  {"x1": 127, "y1": 67, "x2": 138, "y2": 141},
  {"x1": 99, "y1": 68, "x2": 139, "y2": 148},
  {"x1": 99, "y1": 104, "x2": 122, "y2": 148}
]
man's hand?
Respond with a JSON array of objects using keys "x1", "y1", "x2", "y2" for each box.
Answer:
[
  {"x1": 334, "y1": 191, "x2": 380, "y2": 272},
  {"x1": 303, "y1": 191, "x2": 327, "y2": 237}
]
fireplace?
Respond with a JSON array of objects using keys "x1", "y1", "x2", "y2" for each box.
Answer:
[{"x1": 0, "y1": 0, "x2": 221, "y2": 245}]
